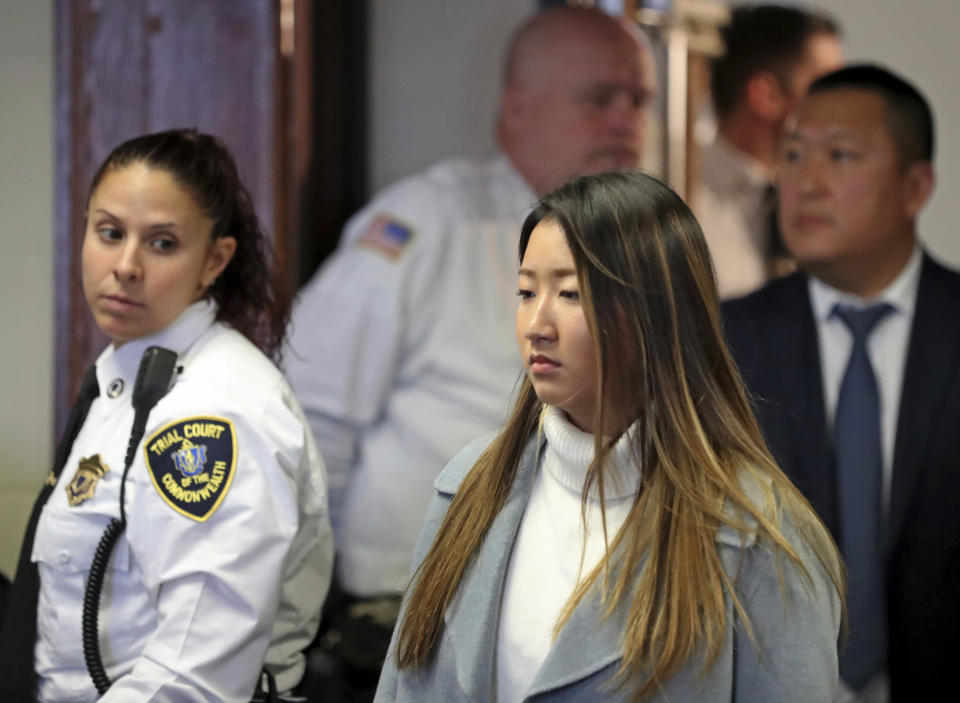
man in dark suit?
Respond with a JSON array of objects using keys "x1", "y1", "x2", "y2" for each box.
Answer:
[{"x1": 723, "y1": 65, "x2": 958, "y2": 703}]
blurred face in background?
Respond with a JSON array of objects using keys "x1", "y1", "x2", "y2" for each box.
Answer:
[
  {"x1": 501, "y1": 13, "x2": 655, "y2": 195},
  {"x1": 778, "y1": 88, "x2": 932, "y2": 296}
]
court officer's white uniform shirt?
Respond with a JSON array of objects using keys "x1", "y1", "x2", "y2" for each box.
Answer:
[
  {"x1": 33, "y1": 300, "x2": 333, "y2": 702},
  {"x1": 286, "y1": 153, "x2": 535, "y2": 596}
]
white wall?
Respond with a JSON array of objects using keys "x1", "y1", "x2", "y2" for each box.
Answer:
[{"x1": 0, "y1": 0, "x2": 54, "y2": 578}]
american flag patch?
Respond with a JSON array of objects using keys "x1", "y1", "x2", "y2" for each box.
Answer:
[{"x1": 355, "y1": 215, "x2": 414, "y2": 259}]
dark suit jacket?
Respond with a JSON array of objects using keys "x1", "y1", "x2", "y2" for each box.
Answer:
[{"x1": 722, "y1": 254, "x2": 960, "y2": 700}]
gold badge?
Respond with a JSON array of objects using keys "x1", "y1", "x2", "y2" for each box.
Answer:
[{"x1": 66, "y1": 454, "x2": 110, "y2": 507}]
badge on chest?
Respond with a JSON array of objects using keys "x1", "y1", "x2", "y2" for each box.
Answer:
[
  {"x1": 66, "y1": 454, "x2": 111, "y2": 506},
  {"x1": 144, "y1": 416, "x2": 237, "y2": 521}
]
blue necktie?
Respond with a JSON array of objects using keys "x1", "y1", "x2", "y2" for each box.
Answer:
[{"x1": 832, "y1": 302, "x2": 894, "y2": 690}]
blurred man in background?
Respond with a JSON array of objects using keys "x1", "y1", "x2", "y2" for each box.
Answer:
[
  {"x1": 724, "y1": 65, "x2": 956, "y2": 703},
  {"x1": 695, "y1": 3, "x2": 842, "y2": 298}
]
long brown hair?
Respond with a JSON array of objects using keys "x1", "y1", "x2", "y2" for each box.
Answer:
[{"x1": 396, "y1": 171, "x2": 843, "y2": 698}]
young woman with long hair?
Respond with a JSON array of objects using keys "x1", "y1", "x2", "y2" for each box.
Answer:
[{"x1": 375, "y1": 171, "x2": 844, "y2": 702}]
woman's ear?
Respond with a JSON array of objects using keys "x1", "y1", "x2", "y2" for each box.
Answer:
[{"x1": 202, "y1": 236, "x2": 237, "y2": 288}]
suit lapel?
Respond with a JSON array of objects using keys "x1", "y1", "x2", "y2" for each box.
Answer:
[
  {"x1": 525, "y1": 576, "x2": 627, "y2": 698},
  {"x1": 761, "y1": 276, "x2": 837, "y2": 532},
  {"x1": 790, "y1": 280, "x2": 836, "y2": 531},
  {"x1": 443, "y1": 434, "x2": 542, "y2": 701},
  {"x1": 889, "y1": 255, "x2": 960, "y2": 548}
]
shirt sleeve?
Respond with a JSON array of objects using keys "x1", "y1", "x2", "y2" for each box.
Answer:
[
  {"x1": 108, "y1": 392, "x2": 315, "y2": 702},
  {"x1": 284, "y1": 173, "x2": 449, "y2": 533}
]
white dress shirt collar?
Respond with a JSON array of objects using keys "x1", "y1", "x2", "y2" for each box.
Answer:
[
  {"x1": 95, "y1": 300, "x2": 217, "y2": 396},
  {"x1": 809, "y1": 245, "x2": 923, "y2": 323}
]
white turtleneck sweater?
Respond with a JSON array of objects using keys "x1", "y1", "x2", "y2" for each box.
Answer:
[{"x1": 495, "y1": 407, "x2": 642, "y2": 703}]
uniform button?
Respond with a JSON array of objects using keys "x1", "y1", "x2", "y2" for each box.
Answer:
[
  {"x1": 107, "y1": 378, "x2": 125, "y2": 398},
  {"x1": 58, "y1": 550, "x2": 70, "y2": 564}
]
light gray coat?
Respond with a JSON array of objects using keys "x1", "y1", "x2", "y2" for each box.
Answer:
[{"x1": 375, "y1": 433, "x2": 841, "y2": 702}]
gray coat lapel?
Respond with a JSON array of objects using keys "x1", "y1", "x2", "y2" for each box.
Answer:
[
  {"x1": 525, "y1": 474, "x2": 763, "y2": 699},
  {"x1": 526, "y1": 580, "x2": 626, "y2": 697},
  {"x1": 442, "y1": 434, "x2": 543, "y2": 700}
]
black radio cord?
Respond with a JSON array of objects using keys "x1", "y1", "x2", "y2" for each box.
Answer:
[
  {"x1": 81, "y1": 517, "x2": 125, "y2": 694},
  {"x1": 81, "y1": 404, "x2": 151, "y2": 694},
  {"x1": 80, "y1": 347, "x2": 178, "y2": 695}
]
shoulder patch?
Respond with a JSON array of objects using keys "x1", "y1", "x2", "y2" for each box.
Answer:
[
  {"x1": 143, "y1": 416, "x2": 237, "y2": 521},
  {"x1": 355, "y1": 214, "x2": 414, "y2": 259}
]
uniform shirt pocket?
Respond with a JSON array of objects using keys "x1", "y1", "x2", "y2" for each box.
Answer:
[
  {"x1": 32, "y1": 506, "x2": 134, "y2": 669},
  {"x1": 32, "y1": 506, "x2": 132, "y2": 574}
]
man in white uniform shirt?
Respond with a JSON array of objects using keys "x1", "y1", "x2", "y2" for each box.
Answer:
[
  {"x1": 693, "y1": 4, "x2": 842, "y2": 298},
  {"x1": 723, "y1": 65, "x2": 958, "y2": 703},
  {"x1": 284, "y1": 6, "x2": 655, "y2": 695}
]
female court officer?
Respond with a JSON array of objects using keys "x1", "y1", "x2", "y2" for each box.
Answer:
[{"x1": 0, "y1": 129, "x2": 332, "y2": 702}]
